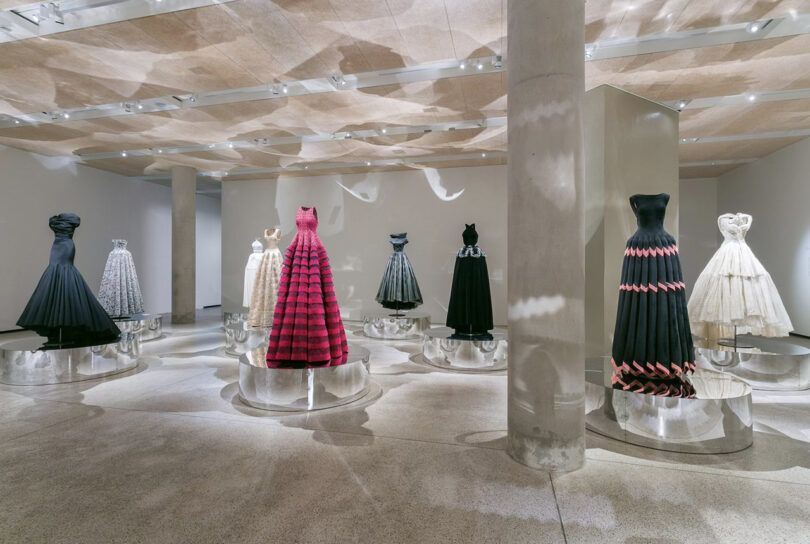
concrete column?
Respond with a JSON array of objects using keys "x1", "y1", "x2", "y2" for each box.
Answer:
[
  {"x1": 507, "y1": 0, "x2": 586, "y2": 472},
  {"x1": 171, "y1": 165, "x2": 196, "y2": 324}
]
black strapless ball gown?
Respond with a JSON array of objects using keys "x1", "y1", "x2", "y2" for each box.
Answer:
[
  {"x1": 17, "y1": 213, "x2": 121, "y2": 347},
  {"x1": 610, "y1": 194, "x2": 696, "y2": 398}
]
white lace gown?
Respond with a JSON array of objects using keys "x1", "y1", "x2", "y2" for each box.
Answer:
[
  {"x1": 98, "y1": 239, "x2": 144, "y2": 317},
  {"x1": 242, "y1": 240, "x2": 264, "y2": 308},
  {"x1": 247, "y1": 229, "x2": 283, "y2": 329},
  {"x1": 688, "y1": 213, "x2": 792, "y2": 339}
]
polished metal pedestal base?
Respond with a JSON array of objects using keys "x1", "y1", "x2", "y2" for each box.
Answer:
[
  {"x1": 238, "y1": 345, "x2": 371, "y2": 411},
  {"x1": 586, "y1": 357, "x2": 753, "y2": 454},
  {"x1": 114, "y1": 313, "x2": 163, "y2": 342},
  {"x1": 224, "y1": 322, "x2": 271, "y2": 358},
  {"x1": 0, "y1": 334, "x2": 140, "y2": 385},
  {"x1": 362, "y1": 311, "x2": 430, "y2": 340},
  {"x1": 422, "y1": 327, "x2": 507, "y2": 371},
  {"x1": 696, "y1": 336, "x2": 810, "y2": 391}
]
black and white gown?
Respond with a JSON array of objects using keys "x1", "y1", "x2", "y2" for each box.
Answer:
[
  {"x1": 17, "y1": 213, "x2": 121, "y2": 347},
  {"x1": 446, "y1": 224, "x2": 493, "y2": 337},
  {"x1": 375, "y1": 233, "x2": 423, "y2": 311},
  {"x1": 98, "y1": 239, "x2": 144, "y2": 317},
  {"x1": 611, "y1": 194, "x2": 695, "y2": 398}
]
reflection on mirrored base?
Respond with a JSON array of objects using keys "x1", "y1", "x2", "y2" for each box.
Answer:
[
  {"x1": 238, "y1": 345, "x2": 371, "y2": 411},
  {"x1": 362, "y1": 311, "x2": 430, "y2": 340},
  {"x1": 0, "y1": 333, "x2": 140, "y2": 385},
  {"x1": 695, "y1": 336, "x2": 810, "y2": 391},
  {"x1": 224, "y1": 322, "x2": 271, "y2": 358},
  {"x1": 422, "y1": 327, "x2": 507, "y2": 372},
  {"x1": 113, "y1": 313, "x2": 163, "y2": 342},
  {"x1": 223, "y1": 311, "x2": 249, "y2": 328},
  {"x1": 585, "y1": 357, "x2": 753, "y2": 454}
]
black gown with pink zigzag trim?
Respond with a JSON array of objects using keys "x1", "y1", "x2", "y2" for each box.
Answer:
[{"x1": 610, "y1": 193, "x2": 696, "y2": 398}]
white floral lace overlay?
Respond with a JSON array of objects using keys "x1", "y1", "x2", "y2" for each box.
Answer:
[{"x1": 98, "y1": 239, "x2": 144, "y2": 317}]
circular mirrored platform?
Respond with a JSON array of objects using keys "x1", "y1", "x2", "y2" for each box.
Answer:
[
  {"x1": 695, "y1": 336, "x2": 810, "y2": 391},
  {"x1": 0, "y1": 333, "x2": 140, "y2": 385},
  {"x1": 362, "y1": 311, "x2": 430, "y2": 340},
  {"x1": 224, "y1": 322, "x2": 271, "y2": 357},
  {"x1": 238, "y1": 345, "x2": 371, "y2": 411},
  {"x1": 422, "y1": 327, "x2": 507, "y2": 371},
  {"x1": 586, "y1": 357, "x2": 753, "y2": 454},
  {"x1": 114, "y1": 313, "x2": 163, "y2": 342}
]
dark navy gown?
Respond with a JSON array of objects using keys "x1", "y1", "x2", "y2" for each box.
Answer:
[
  {"x1": 611, "y1": 194, "x2": 696, "y2": 398},
  {"x1": 446, "y1": 224, "x2": 494, "y2": 337},
  {"x1": 17, "y1": 213, "x2": 121, "y2": 347}
]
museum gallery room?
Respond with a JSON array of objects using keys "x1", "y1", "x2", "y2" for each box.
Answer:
[{"x1": 3, "y1": 0, "x2": 810, "y2": 542}]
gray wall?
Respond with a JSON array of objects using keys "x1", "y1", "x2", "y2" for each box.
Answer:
[
  {"x1": 584, "y1": 85, "x2": 680, "y2": 356},
  {"x1": 716, "y1": 137, "x2": 810, "y2": 336},
  {"x1": 678, "y1": 178, "x2": 720, "y2": 297},
  {"x1": 221, "y1": 165, "x2": 508, "y2": 325},
  {"x1": 0, "y1": 145, "x2": 221, "y2": 330}
]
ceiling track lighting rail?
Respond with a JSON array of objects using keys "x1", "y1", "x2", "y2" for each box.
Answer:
[
  {"x1": 136, "y1": 151, "x2": 507, "y2": 182},
  {"x1": 0, "y1": 0, "x2": 237, "y2": 43},
  {"x1": 680, "y1": 159, "x2": 758, "y2": 167},
  {"x1": 73, "y1": 116, "x2": 507, "y2": 162},
  {"x1": 667, "y1": 87, "x2": 810, "y2": 111},
  {"x1": 0, "y1": 55, "x2": 506, "y2": 129}
]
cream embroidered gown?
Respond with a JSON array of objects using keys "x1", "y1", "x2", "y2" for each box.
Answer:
[
  {"x1": 688, "y1": 213, "x2": 793, "y2": 340},
  {"x1": 247, "y1": 229, "x2": 283, "y2": 329}
]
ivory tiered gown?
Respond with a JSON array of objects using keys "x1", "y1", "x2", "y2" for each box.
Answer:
[
  {"x1": 247, "y1": 229, "x2": 283, "y2": 329},
  {"x1": 688, "y1": 213, "x2": 792, "y2": 340},
  {"x1": 242, "y1": 240, "x2": 264, "y2": 308}
]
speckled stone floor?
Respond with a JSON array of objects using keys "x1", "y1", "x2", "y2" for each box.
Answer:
[{"x1": 0, "y1": 309, "x2": 808, "y2": 543}]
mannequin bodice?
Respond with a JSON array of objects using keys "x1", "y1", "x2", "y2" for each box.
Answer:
[
  {"x1": 718, "y1": 213, "x2": 751, "y2": 242},
  {"x1": 264, "y1": 228, "x2": 281, "y2": 249},
  {"x1": 295, "y1": 207, "x2": 318, "y2": 232}
]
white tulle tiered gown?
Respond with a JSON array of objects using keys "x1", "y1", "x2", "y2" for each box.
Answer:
[
  {"x1": 247, "y1": 229, "x2": 283, "y2": 329},
  {"x1": 688, "y1": 213, "x2": 792, "y2": 340},
  {"x1": 242, "y1": 239, "x2": 264, "y2": 308}
]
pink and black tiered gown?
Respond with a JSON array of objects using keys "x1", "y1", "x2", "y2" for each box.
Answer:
[
  {"x1": 266, "y1": 207, "x2": 348, "y2": 368},
  {"x1": 611, "y1": 194, "x2": 696, "y2": 398}
]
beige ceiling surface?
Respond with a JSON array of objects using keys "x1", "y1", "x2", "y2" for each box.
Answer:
[{"x1": 0, "y1": 0, "x2": 808, "y2": 180}]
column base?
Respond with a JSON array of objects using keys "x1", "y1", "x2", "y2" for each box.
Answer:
[{"x1": 507, "y1": 430, "x2": 585, "y2": 473}]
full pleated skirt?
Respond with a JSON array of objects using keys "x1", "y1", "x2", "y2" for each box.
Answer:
[
  {"x1": 446, "y1": 256, "x2": 494, "y2": 335},
  {"x1": 247, "y1": 249, "x2": 283, "y2": 329},
  {"x1": 18, "y1": 263, "x2": 121, "y2": 346},
  {"x1": 611, "y1": 233, "x2": 696, "y2": 398},
  {"x1": 98, "y1": 249, "x2": 144, "y2": 317},
  {"x1": 266, "y1": 232, "x2": 348, "y2": 368},
  {"x1": 688, "y1": 242, "x2": 792, "y2": 339},
  {"x1": 375, "y1": 251, "x2": 423, "y2": 310}
]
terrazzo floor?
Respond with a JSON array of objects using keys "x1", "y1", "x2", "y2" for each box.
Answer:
[{"x1": 0, "y1": 309, "x2": 808, "y2": 543}]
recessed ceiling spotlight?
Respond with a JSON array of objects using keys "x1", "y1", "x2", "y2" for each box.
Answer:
[
  {"x1": 121, "y1": 151, "x2": 127, "y2": 157},
  {"x1": 584, "y1": 44, "x2": 597, "y2": 60},
  {"x1": 681, "y1": 138, "x2": 687, "y2": 142},
  {"x1": 747, "y1": 93, "x2": 757, "y2": 102},
  {"x1": 228, "y1": 142, "x2": 234, "y2": 148},
  {"x1": 157, "y1": 149, "x2": 163, "y2": 153},
  {"x1": 365, "y1": 161, "x2": 371, "y2": 166},
  {"x1": 282, "y1": 84, "x2": 288, "y2": 94},
  {"x1": 381, "y1": 128, "x2": 387, "y2": 134},
  {"x1": 481, "y1": 152, "x2": 486, "y2": 158},
  {"x1": 746, "y1": 21, "x2": 762, "y2": 33},
  {"x1": 208, "y1": 144, "x2": 215, "y2": 148},
  {"x1": 304, "y1": 165, "x2": 309, "y2": 169},
  {"x1": 14, "y1": 119, "x2": 20, "y2": 124},
  {"x1": 677, "y1": 100, "x2": 688, "y2": 110},
  {"x1": 459, "y1": 61, "x2": 466, "y2": 69},
  {"x1": 136, "y1": 103, "x2": 143, "y2": 110},
  {"x1": 476, "y1": 62, "x2": 484, "y2": 70},
  {"x1": 189, "y1": 95, "x2": 197, "y2": 103},
  {"x1": 63, "y1": 113, "x2": 70, "y2": 119}
]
